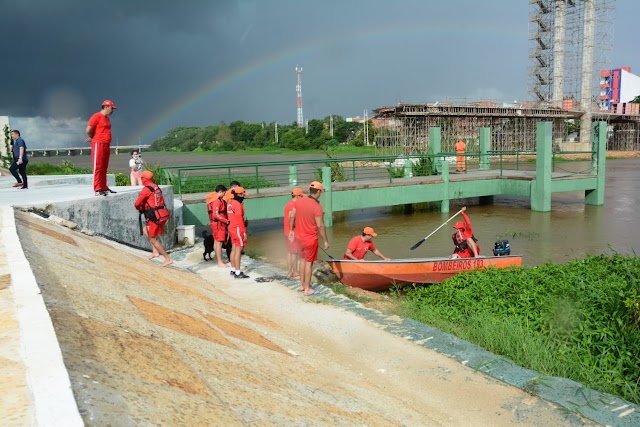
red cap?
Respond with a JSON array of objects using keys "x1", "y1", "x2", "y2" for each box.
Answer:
[
  {"x1": 102, "y1": 100, "x2": 117, "y2": 109},
  {"x1": 291, "y1": 188, "x2": 305, "y2": 196},
  {"x1": 363, "y1": 226, "x2": 377, "y2": 236},
  {"x1": 310, "y1": 181, "x2": 324, "y2": 191},
  {"x1": 141, "y1": 170, "x2": 153, "y2": 181},
  {"x1": 453, "y1": 221, "x2": 465, "y2": 229}
]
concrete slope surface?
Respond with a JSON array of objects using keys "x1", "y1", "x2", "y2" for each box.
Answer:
[{"x1": 15, "y1": 209, "x2": 592, "y2": 426}]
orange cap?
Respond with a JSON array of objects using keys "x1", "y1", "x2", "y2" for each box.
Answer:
[
  {"x1": 141, "y1": 170, "x2": 153, "y2": 181},
  {"x1": 291, "y1": 188, "x2": 305, "y2": 196},
  {"x1": 232, "y1": 186, "x2": 246, "y2": 196},
  {"x1": 310, "y1": 181, "x2": 324, "y2": 191},
  {"x1": 363, "y1": 226, "x2": 377, "y2": 236},
  {"x1": 453, "y1": 221, "x2": 465, "y2": 229}
]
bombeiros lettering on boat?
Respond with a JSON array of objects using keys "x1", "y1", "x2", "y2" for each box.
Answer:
[{"x1": 432, "y1": 258, "x2": 485, "y2": 271}]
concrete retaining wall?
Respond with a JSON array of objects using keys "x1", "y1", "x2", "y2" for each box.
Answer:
[{"x1": 34, "y1": 185, "x2": 178, "y2": 251}]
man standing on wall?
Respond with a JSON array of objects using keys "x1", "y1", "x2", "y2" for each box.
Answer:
[
  {"x1": 288, "y1": 181, "x2": 329, "y2": 296},
  {"x1": 86, "y1": 100, "x2": 117, "y2": 196}
]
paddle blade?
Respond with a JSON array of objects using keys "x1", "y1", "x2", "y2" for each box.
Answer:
[{"x1": 410, "y1": 239, "x2": 425, "y2": 251}]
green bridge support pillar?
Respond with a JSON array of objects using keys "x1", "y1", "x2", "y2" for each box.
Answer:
[
  {"x1": 440, "y1": 160, "x2": 450, "y2": 213},
  {"x1": 531, "y1": 121, "x2": 552, "y2": 212},
  {"x1": 403, "y1": 157, "x2": 413, "y2": 178},
  {"x1": 585, "y1": 121, "x2": 606, "y2": 206},
  {"x1": 479, "y1": 127, "x2": 491, "y2": 170},
  {"x1": 321, "y1": 166, "x2": 333, "y2": 227},
  {"x1": 429, "y1": 127, "x2": 441, "y2": 173},
  {"x1": 288, "y1": 165, "x2": 298, "y2": 186}
]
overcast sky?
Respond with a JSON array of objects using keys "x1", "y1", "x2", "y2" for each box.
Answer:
[{"x1": 1, "y1": 0, "x2": 637, "y2": 148}]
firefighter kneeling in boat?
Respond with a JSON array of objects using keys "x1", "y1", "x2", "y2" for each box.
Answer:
[{"x1": 450, "y1": 206, "x2": 480, "y2": 259}]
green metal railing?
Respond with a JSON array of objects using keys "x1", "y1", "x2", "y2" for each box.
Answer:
[{"x1": 159, "y1": 149, "x2": 596, "y2": 197}]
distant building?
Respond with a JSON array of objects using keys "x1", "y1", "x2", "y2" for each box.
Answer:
[{"x1": 599, "y1": 67, "x2": 640, "y2": 111}]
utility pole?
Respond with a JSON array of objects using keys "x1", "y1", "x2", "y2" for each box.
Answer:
[
  {"x1": 275, "y1": 122, "x2": 278, "y2": 144},
  {"x1": 363, "y1": 109, "x2": 369, "y2": 146},
  {"x1": 296, "y1": 65, "x2": 304, "y2": 128},
  {"x1": 330, "y1": 115, "x2": 334, "y2": 138}
]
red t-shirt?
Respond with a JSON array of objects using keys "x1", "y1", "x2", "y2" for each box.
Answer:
[
  {"x1": 293, "y1": 197, "x2": 323, "y2": 243},
  {"x1": 88, "y1": 112, "x2": 112, "y2": 144},
  {"x1": 283, "y1": 198, "x2": 297, "y2": 236},
  {"x1": 227, "y1": 199, "x2": 246, "y2": 232},
  {"x1": 344, "y1": 236, "x2": 376, "y2": 260}
]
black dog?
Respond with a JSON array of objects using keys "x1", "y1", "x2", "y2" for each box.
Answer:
[{"x1": 202, "y1": 230, "x2": 214, "y2": 261}]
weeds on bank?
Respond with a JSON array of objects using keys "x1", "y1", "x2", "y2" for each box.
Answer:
[{"x1": 400, "y1": 253, "x2": 640, "y2": 405}]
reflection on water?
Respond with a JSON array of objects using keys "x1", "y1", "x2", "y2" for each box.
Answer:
[{"x1": 248, "y1": 159, "x2": 640, "y2": 269}]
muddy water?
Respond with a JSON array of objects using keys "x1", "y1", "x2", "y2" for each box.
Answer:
[
  {"x1": 248, "y1": 158, "x2": 640, "y2": 269},
  {"x1": 35, "y1": 154, "x2": 639, "y2": 268}
]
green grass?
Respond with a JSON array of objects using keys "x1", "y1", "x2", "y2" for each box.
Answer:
[
  {"x1": 28, "y1": 160, "x2": 92, "y2": 175},
  {"x1": 400, "y1": 254, "x2": 640, "y2": 405}
]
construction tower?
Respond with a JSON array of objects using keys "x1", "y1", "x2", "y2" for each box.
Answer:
[{"x1": 296, "y1": 65, "x2": 304, "y2": 128}]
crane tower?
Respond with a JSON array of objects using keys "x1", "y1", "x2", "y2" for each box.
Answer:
[{"x1": 296, "y1": 65, "x2": 304, "y2": 128}]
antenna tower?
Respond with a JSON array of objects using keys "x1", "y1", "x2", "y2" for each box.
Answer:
[{"x1": 296, "y1": 65, "x2": 304, "y2": 128}]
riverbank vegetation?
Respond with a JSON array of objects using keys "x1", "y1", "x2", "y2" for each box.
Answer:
[
  {"x1": 399, "y1": 253, "x2": 640, "y2": 405},
  {"x1": 149, "y1": 117, "x2": 372, "y2": 152}
]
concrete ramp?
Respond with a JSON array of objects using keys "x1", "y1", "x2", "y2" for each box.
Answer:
[{"x1": 10, "y1": 209, "x2": 594, "y2": 426}]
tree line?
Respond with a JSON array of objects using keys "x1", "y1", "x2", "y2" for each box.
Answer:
[{"x1": 150, "y1": 116, "x2": 376, "y2": 152}]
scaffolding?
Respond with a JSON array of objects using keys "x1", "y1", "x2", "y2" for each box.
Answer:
[
  {"x1": 527, "y1": 0, "x2": 615, "y2": 108},
  {"x1": 373, "y1": 104, "x2": 571, "y2": 156}
]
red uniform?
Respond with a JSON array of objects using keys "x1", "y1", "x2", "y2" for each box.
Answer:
[
  {"x1": 344, "y1": 236, "x2": 376, "y2": 260},
  {"x1": 88, "y1": 112, "x2": 112, "y2": 192},
  {"x1": 134, "y1": 184, "x2": 167, "y2": 238},
  {"x1": 452, "y1": 212, "x2": 480, "y2": 258},
  {"x1": 293, "y1": 197, "x2": 323, "y2": 262},
  {"x1": 207, "y1": 194, "x2": 228, "y2": 242},
  {"x1": 284, "y1": 198, "x2": 299, "y2": 254},
  {"x1": 227, "y1": 199, "x2": 246, "y2": 247}
]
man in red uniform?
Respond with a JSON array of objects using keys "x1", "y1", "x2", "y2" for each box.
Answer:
[
  {"x1": 454, "y1": 136, "x2": 466, "y2": 172},
  {"x1": 207, "y1": 184, "x2": 229, "y2": 268},
  {"x1": 288, "y1": 181, "x2": 329, "y2": 296},
  {"x1": 86, "y1": 100, "x2": 117, "y2": 196},
  {"x1": 344, "y1": 226, "x2": 390, "y2": 261},
  {"x1": 284, "y1": 188, "x2": 305, "y2": 278},
  {"x1": 451, "y1": 206, "x2": 480, "y2": 258},
  {"x1": 227, "y1": 186, "x2": 249, "y2": 279},
  {"x1": 134, "y1": 171, "x2": 173, "y2": 267}
]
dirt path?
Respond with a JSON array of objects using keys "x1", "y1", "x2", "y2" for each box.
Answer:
[{"x1": 16, "y1": 210, "x2": 593, "y2": 426}]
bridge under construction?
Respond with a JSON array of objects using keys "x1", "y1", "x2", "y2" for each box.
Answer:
[{"x1": 372, "y1": 102, "x2": 640, "y2": 156}]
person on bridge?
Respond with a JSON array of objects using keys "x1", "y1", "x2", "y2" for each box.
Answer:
[
  {"x1": 450, "y1": 206, "x2": 480, "y2": 259},
  {"x1": 9, "y1": 130, "x2": 29, "y2": 190},
  {"x1": 206, "y1": 184, "x2": 229, "y2": 268},
  {"x1": 288, "y1": 181, "x2": 329, "y2": 296},
  {"x1": 454, "y1": 136, "x2": 466, "y2": 172},
  {"x1": 135, "y1": 171, "x2": 173, "y2": 267},
  {"x1": 86, "y1": 100, "x2": 117, "y2": 196},
  {"x1": 284, "y1": 188, "x2": 305, "y2": 278},
  {"x1": 227, "y1": 186, "x2": 250, "y2": 279},
  {"x1": 344, "y1": 227, "x2": 390, "y2": 261}
]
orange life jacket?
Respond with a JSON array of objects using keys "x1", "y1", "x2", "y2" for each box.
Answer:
[{"x1": 143, "y1": 185, "x2": 170, "y2": 224}]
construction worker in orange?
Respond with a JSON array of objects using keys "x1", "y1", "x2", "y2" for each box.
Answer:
[{"x1": 454, "y1": 136, "x2": 466, "y2": 172}]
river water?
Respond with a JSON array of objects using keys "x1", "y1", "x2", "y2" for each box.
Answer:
[
  {"x1": 36, "y1": 154, "x2": 639, "y2": 269},
  {"x1": 246, "y1": 158, "x2": 640, "y2": 269}
]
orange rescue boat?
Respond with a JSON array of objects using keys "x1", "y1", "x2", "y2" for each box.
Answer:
[{"x1": 328, "y1": 255, "x2": 522, "y2": 291}]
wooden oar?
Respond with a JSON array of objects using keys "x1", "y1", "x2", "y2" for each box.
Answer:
[{"x1": 409, "y1": 209, "x2": 463, "y2": 250}]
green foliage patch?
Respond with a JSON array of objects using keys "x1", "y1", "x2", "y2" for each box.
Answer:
[
  {"x1": 29, "y1": 160, "x2": 92, "y2": 175},
  {"x1": 401, "y1": 254, "x2": 640, "y2": 404}
]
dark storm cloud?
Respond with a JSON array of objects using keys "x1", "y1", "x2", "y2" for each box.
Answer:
[{"x1": 1, "y1": 0, "x2": 637, "y2": 148}]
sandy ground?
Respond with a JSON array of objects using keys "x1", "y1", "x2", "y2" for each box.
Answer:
[{"x1": 14, "y1": 209, "x2": 594, "y2": 426}]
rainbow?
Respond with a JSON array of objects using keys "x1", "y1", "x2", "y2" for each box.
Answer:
[{"x1": 132, "y1": 22, "x2": 523, "y2": 144}]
